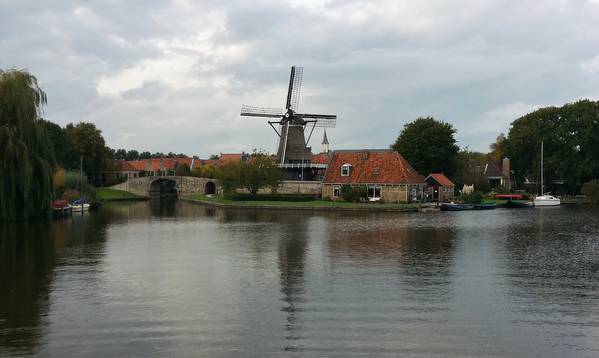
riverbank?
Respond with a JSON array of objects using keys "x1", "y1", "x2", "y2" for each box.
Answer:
[
  {"x1": 183, "y1": 194, "x2": 420, "y2": 212},
  {"x1": 96, "y1": 188, "x2": 147, "y2": 201}
]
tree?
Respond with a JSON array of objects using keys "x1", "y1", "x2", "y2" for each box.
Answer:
[
  {"x1": 215, "y1": 151, "x2": 283, "y2": 198},
  {"x1": 239, "y1": 151, "x2": 282, "y2": 198},
  {"x1": 217, "y1": 161, "x2": 241, "y2": 196},
  {"x1": 42, "y1": 119, "x2": 78, "y2": 169},
  {"x1": 64, "y1": 122, "x2": 107, "y2": 184},
  {"x1": 0, "y1": 69, "x2": 55, "y2": 220},
  {"x1": 488, "y1": 133, "x2": 507, "y2": 163},
  {"x1": 114, "y1": 148, "x2": 127, "y2": 159},
  {"x1": 391, "y1": 117, "x2": 459, "y2": 177},
  {"x1": 504, "y1": 100, "x2": 599, "y2": 193},
  {"x1": 175, "y1": 164, "x2": 191, "y2": 176},
  {"x1": 126, "y1": 149, "x2": 140, "y2": 160}
]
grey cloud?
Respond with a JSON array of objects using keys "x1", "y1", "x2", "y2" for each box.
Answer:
[{"x1": 2, "y1": 0, "x2": 599, "y2": 156}]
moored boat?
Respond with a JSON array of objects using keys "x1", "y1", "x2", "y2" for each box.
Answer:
[
  {"x1": 534, "y1": 141, "x2": 560, "y2": 207},
  {"x1": 474, "y1": 202, "x2": 497, "y2": 210},
  {"x1": 534, "y1": 194, "x2": 560, "y2": 207},
  {"x1": 505, "y1": 199, "x2": 533, "y2": 208},
  {"x1": 440, "y1": 203, "x2": 474, "y2": 211},
  {"x1": 72, "y1": 199, "x2": 90, "y2": 212},
  {"x1": 52, "y1": 199, "x2": 72, "y2": 217}
]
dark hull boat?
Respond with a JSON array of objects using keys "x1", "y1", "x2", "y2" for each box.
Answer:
[
  {"x1": 440, "y1": 203, "x2": 474, "y2": 211},
  {"x1": 505, "y1": 200, "x2": 533, "y2": 208},
  {"x1": 474, "y1": 202, "x2": 497, "y2": 210}
]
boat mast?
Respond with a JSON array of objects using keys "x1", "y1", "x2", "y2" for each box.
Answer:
[
  {"x1": 80, "y1": 154, "x2": 84, "y2": 202},
  {"x1": 540, "y1": 140, "x2": 544, "y2": 195}
]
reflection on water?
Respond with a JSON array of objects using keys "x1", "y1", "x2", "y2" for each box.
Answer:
[{"x1": 1, "y1": 202, "x2": 598, "y2": 357}]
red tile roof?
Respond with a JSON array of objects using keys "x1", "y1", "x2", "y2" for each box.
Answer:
[
  {"x1": 123, "y1": 158, "x2": 194, "y2": 172},
  {"x1": 311, "y1": 153, "x2": 330, "y2": 165},
  {"x1": 323, "y1": 150, "x2": 425, "y2": 184},
  {"x1": 219, "y1": 153, "x2": 243, "y2": 162},
  {"x1": 427, "y1": 173, "x2": 455, "y2": 187}
]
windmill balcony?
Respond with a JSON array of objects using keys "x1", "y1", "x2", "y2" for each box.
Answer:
[{"x1": 278, "y1": 163, "x2": 328, "y2": 169}]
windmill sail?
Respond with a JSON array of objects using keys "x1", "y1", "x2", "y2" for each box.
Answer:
[{"x1": 239, "y1": 66, "x2": 337, "y2": 166}]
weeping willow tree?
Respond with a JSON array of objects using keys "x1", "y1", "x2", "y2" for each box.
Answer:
[{"x1": 0, "y1": 69, "x2": 55, "y2": 220}]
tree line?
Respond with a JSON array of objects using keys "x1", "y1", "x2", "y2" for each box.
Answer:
[{"x1": 390, "y1": 100, "x2": 599, "y2": 196}]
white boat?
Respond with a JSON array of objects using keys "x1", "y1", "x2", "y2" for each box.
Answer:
[
  {"x1": 71, "y1": 199, "x2": 90, "y2": 212},
  {"x1": 534, "y1": 141, "x2": 560, "y2": 207},
  {"x1": 534, "y1": 194, "x2": 560, "y2": 206},
  {"x1": 71, "y1": 203, "x2": 90, "y2": 212}
]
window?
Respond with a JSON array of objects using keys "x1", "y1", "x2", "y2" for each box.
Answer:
[
  {"x1": 367, "y1": 185, "x2": 381, "y2": 199},
  {"x1": 333, "y1": 185, "x2": 341, "y2": 197},
  {"x1": 341, "y1": 164, "x2": 352, "y2": 176}
]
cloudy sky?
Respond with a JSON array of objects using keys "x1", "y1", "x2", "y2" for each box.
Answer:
[{"x1": 2, "y1": 0, "x2": 599, "y2": 157}]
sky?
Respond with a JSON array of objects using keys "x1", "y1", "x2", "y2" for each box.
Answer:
[{"x1": 2, "y1": 0, "x2": 599, "y2": 157}]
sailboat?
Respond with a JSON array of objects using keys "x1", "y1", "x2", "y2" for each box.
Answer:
[
  {"x1": 72, "y1": 155, "x2": 90, "y2": 212},
  {"x1": 534, "y1": 141, "x2": 560, "y2": 207}
]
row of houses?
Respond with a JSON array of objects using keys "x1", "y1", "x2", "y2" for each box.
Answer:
[{"x1": 102, "y1": 153, "x2": 246, "y2": 183}]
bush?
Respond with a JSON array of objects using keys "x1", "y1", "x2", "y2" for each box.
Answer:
[
  {"x1": 175, "y1": 165, "x2": 191, "y2": 176},
  {"x1": 461, "y1": 191, "x2": 484, "y2": 204},
  {"x1": 581, "y1": 179, "x2": 599, "y2": 203},
  {"x1": 341, "y1": 185, "x2": 368, "y2": 202}
]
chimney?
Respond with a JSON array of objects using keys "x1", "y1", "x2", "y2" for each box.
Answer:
[{"x1": 502, "y1": 158, "x2": 511, "y2": 190}]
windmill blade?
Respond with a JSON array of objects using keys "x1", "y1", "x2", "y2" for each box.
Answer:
[
  {"x1": 299, "y1": 114, "x2": 337, "y2": 128},
  {"x1": 240, "y1": 105, "x2": 284, "y2": 118},
  {"x1": 289, "y1": 66, "x2": 303, "y2": 111}
]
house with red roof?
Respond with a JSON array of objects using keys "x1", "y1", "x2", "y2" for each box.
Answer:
[
  {"x1": 425, "y1": 173, "x2": 455, "y2": 202},
  {"x1": 322, "y1": 150, "x2": 426, "y2": 202}
]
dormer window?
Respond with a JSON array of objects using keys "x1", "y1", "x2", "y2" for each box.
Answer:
[{"x1": 341, "y1": 163, "x2": 352, "y2": 176}]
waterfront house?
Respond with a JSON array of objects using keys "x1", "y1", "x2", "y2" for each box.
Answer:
[
  {"x1": 425, "y1": 173, "x2": 455, "y2": 202},
  {"x1": 322, "y1": 150, "x2": 426, "y2": 202},
  {"x1": 468, "y1": 158, "x2": 512, "y2": 191}
]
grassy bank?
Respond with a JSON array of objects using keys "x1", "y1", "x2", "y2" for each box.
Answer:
[
  {"x1": 96, "y1": 188, "x2": 145, "y2": 201},
  {"x1": 184, "y1": 194, "x2": 418, "y2": 211}
]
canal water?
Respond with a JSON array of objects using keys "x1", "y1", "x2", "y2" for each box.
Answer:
[{"x1": 1, "y1": 201, "x2": 598, "y2": 357}]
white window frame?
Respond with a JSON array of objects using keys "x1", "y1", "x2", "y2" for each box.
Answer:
[
  {"x1": 333, "y1": 185, "x2": 341, "y2": 197},
  {"x1": 341, "y1": 164, "x2": 352, "y2": 176}
]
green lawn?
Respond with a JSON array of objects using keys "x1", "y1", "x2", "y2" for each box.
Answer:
[
  {"x1": 185, "y1": 194, "x2": 418, "y2": 210},
  {"x1": 96, "y1": 188, "x2": 143, "y2": 200}
]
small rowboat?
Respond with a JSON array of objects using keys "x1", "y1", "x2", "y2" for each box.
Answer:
[{"x1": 440, "y1": 203, "x2": 474, "y2": 211}]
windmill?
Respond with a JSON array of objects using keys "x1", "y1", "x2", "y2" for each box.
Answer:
[{"x1": 240, "y1": 66, "x2": 337, "y2": 169}]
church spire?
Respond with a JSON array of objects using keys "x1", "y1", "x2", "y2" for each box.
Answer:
[{"x1": 322, "y1": 130, "x2": 329, "y2": 153}]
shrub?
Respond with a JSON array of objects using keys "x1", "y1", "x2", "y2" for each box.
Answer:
[
  {"x1": 341, "y1": 185, "x2": 368, "y2": 202},
  {"x1": 581, "y1": 179, "x2": 599, "y2": 203},
  {"x1": 461, "y1": 191, "x2": 484, "y2": 204},
  {"x1": 175, "y1": 165, "x2": 191, "y2": 176}
]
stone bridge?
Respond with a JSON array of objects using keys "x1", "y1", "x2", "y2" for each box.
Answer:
[{"x1": 108, "y1": 176, "x2": 218, "y2": 198}]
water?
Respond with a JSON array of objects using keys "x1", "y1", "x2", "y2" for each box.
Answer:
[{"x1": 1, "y1": 201, "x2": 599, "y2": 357}]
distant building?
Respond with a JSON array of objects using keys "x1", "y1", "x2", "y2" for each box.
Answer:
[
  {"x1": 472, "y1": 158, "x2": 511, "y2": 190},
  {"x1": 322, "y1": 150, "x2": 426, "y2": 202},
  {"x1": 425, "y1": 173, "x2": 455, "y2": 202}
]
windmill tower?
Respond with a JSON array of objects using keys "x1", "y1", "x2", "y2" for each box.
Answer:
[{"x1": 240, "y1": 66, "x2": 337, "y2": 169}]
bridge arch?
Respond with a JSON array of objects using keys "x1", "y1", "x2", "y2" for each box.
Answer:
[
  {"x1": 204, "y1": 181, "x2": 216, "y2": 195},
  {"x1": 149, "y1": 177, "x2": 178, "y2": 198}
]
